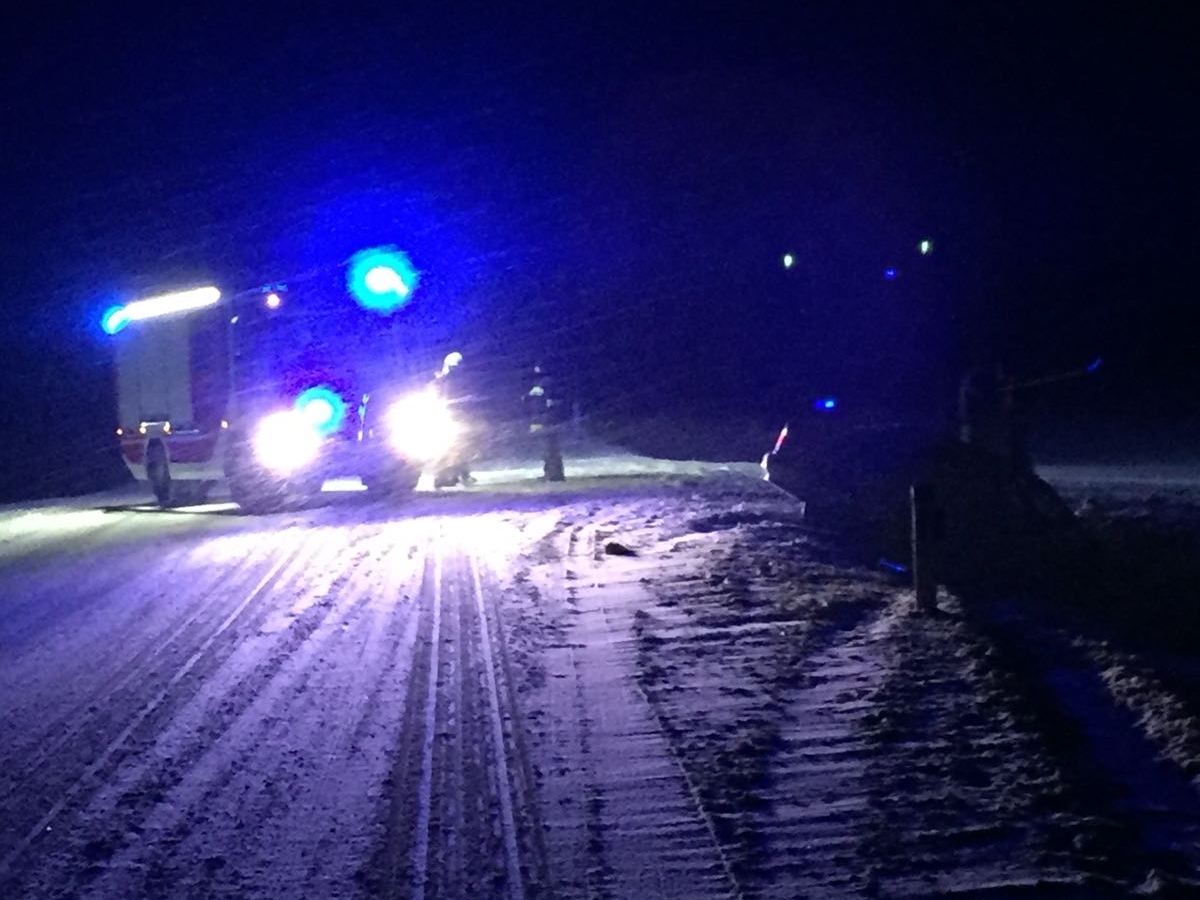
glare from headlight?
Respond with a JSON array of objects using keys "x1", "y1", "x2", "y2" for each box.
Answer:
[
  {"x1": 254, "y1": 410, "x2": 322, "y2": 473},
  {"x1": 385, "y1": 390, "x2": 459, "y2": 462},
  {"x1": 300, "y1": 396, "x2": 336, "y2": 429}
]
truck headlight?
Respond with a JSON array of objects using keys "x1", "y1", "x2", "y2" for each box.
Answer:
[
  {"x1": 384, "y1": 389, "x2": 458, "y2": 462},
  {"x1": 254, "y1": 410, "x2": 322, "y2": 473}
]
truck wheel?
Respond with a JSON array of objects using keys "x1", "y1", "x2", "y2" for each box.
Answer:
[
  {"x1": 364, "y1": 464, "x2": 421, "y2": 498},
  {"x1": 229, "y1": 470, "x2": 287, "y2": 514},
  {"x1": 172, "y1": 481, "x2": 211, "y2": 506},
  {"x1": 146, "y1": 442, "x2": 172, "y2": 507},
  {"x1": 295, "y1": 469, "x2": 326, "y2": 498},
  {"x1": 226, "y1": 442, "x2": 287, "y2": 514}
]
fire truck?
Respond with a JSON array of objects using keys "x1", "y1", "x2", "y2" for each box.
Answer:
[{"x1": 105, "y1": 250, "x2": 460, "y2": 512}]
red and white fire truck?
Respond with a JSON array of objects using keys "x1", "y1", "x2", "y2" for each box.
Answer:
[{"x1": 106, "y1": 257, "x2": 460, "y2": 512}]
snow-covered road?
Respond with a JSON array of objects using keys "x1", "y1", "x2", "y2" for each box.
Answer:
[{"x1": 1, "y1": 452, "x2": 1199, "y2": 898}]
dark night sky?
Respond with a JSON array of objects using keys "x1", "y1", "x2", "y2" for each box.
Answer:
[{"x1": 0, "y1": 1, "x2": 1196, "y2": 497}]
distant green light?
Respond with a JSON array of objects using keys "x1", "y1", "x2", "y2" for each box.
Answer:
[
  {"x1": 782, "y1": 253, "x2": 795, "y2": 269},
  {"x1": 919, "y1": 239, "x2": 933, "y2": 255}
]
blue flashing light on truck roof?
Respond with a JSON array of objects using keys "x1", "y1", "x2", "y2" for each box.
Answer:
[
  {"x1": 346, "y1": 246, "x2": 420, "y2": 313},
  {"x1": 101, "y1": 286, "x2": 222, "y2": 334}
]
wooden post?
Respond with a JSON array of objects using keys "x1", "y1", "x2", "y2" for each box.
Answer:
[{"x1": 911, "y1": 482, "x2": 941, "y2": 610}]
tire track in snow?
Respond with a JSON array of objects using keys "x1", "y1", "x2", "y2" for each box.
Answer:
[
  {"x1": 0, "y1": 529, "x2": 324, "y2": 887},
  {"x1": 414, "y1": 527, "x2": 542, "y2": 900},
  {"x1": 0, "y1": 531, "x2": 330, "y2": 811},
  {"x1": 366, "y1": 518, "x2": 546, "y2": 900},
  {"x1": 0, "y1": 525, "x2": 403, "y2": 897},
  {"x1": 368, "y1": 525, "x2": 491, "y2": 900},
  {"x1": 0, "y1": 518, "x2": 259, "y2": 705},
  {"x1": 102, "y1": 528, "x2": 420, "y2": 899},
  {"x1": 410, "y1": 535, "x2": 445, "y2": 900},
  {"x1": 11, "y1": 522, "x2": 429, "y2": 899},
  {"x1": 475, "y1": 545, "x2": 554, "y2": 899},
  {"x1": 516, "y1": 515, "x2": 744, "y2": 900},
  {"x1": 975, "y1": 596, "x2": 1200, "y2": 893},
  {"x1": 362, "y1": 533, "x2": 443, "y2": 899},
  {"x1": 468, "y1": 549, "x2": 526, "y2": 900}
]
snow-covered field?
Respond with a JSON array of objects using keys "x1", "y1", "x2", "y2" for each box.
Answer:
[{"x1": 1, "y1": 433, "x2": 1199, "y2": 898}]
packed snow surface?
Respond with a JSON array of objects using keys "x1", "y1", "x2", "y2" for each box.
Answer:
[{"x1": 1, "y1": 444, "x2": 1199, "y2": 898}]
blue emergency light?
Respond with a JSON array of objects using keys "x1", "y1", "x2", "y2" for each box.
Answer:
[
  {"x1": 101, "y1": 306, "x2": 129, "y2": 335},
  {"x1": 814, "y1": 397, "x2": 838, "y2": 412},
  {"x1": 295, "y1": 385, "x2": 347, "y2": 436},
  {"x1": 346, "y1": 246, "x2": 420, "y2": 313}
]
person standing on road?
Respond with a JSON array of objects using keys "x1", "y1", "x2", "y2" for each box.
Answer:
[
  {"x1": 525, "y1": 363, "x2": 566, "y2": 481},
  {"x1": 432, "y1": 351, "x2": 478, "y2": 487}
]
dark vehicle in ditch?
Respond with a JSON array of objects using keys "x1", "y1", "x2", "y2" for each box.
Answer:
[{"x1": 761, "y1": 398, "x2": 1080, "y2": 591}]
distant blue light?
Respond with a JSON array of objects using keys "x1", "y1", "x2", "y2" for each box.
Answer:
[
  {"x1": 814, "y1": 397, "x2": 838, "y2": 412},
  {"x1": 101, "y1": 305, "x2": 129, "y2": 335},
  {"x1": 1087, "y1": 356, "x2": 1103, "y2": 373},
  {"x1": 347, "y1": 246, "x2": 419, "y2": 313},
  {"x1": 879, "y1": 558, "x2": 910, "y2": 574},
  {"x1": 884, "y1": 268, "x2": 898, "y2": 280},
  {"x1": 295, "y1": 385, "x2": 346, "y2": 436}
]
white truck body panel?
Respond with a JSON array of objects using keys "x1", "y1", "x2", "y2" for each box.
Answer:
[{"x1": 115, "y1": 315, "x2": 196, "y2": 428}]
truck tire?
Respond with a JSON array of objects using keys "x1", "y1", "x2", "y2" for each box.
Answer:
[
  {"x1": 292, "y1": 470, "x2": 326, "y2": 506},
  {"x1": 225, "y1": 441, "x2": 287, "y2": 514},
  {"x1": 146, "y1": 442, "x2": 172, "y2": 507},
  {"x1": 172, "y1": 481, "x2": 211, "y2": 506},
  {"x1": 363, "y1": 463, "x2": 421, "y2": 498}
]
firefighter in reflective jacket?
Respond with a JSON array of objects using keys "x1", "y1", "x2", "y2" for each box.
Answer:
[{"x1": 525, "y1": 363, "x2": 565, "y2": 481}]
